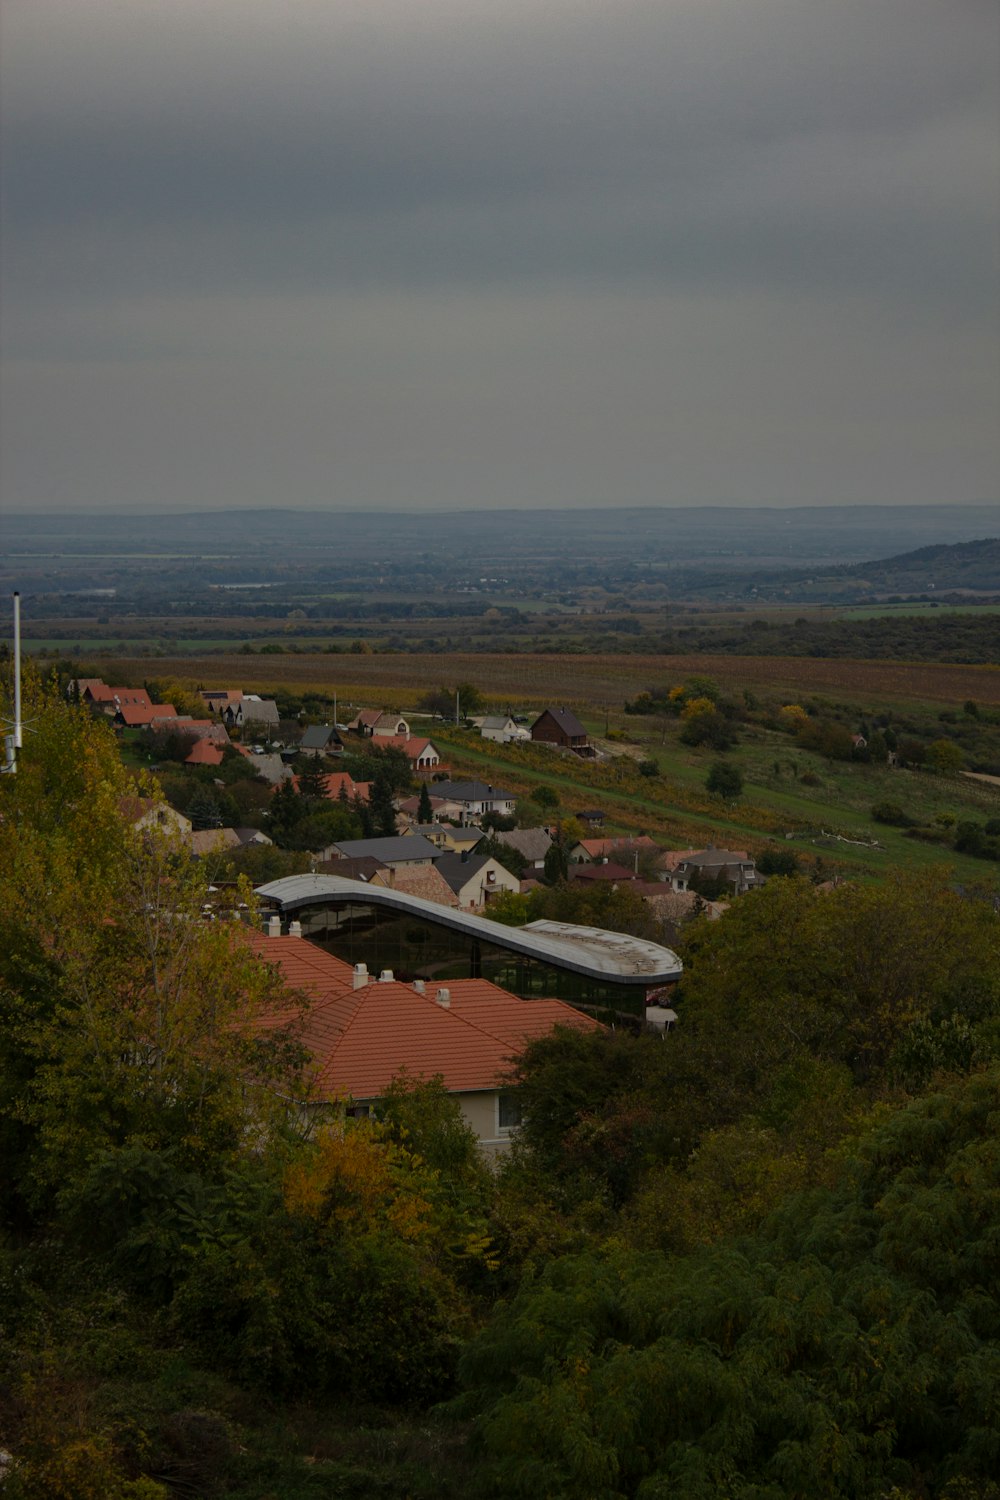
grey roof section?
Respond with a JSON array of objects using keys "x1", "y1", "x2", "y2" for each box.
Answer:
[
  {"x1": 499, "y1": 828, "x2": 553, "y2": 863},
  {"x1": 249, "y1": 752, "x2": 291, "y2": 785},
  {"x1": 480, "y1": 714, "x2": 515, "y2": 730},
  {"x1": 299, "y1": 724, "x2": 341, "y2": 750},
  {"x1": 332, "y1": 834, "x2": 440, "y2": 863},
  {"x1": 427, "y1": 780, "x2": 515, "y2": 803},
  {"x1": 240, "y1": 696, "x2": 280, "y2": 726},
  {"x1": 314, "y1": 855, "x2": 387, "y2": 882},
  {"x1": 679, "y1": 848, "x2": 755, "y2": 870},
  {"x1": 255, "y1": 874, "x2": 683, "y2": 987},
  {"x1": 407, "y1": 822, "x2": 481, "y2": 843},
  {"x1": 434, "y1": 851, "x2": 507, "y2": 894}
]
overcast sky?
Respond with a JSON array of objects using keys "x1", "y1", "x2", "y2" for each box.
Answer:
[{"x1": 1, "y1": 0, "x2": 997, "y2": 514}]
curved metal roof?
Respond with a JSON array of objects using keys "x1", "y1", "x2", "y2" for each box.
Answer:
[{"x1": 255, "y1": 874, "x2": 682, "y2": 987}]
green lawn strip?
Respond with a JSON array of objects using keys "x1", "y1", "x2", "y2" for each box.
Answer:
[
  {"x1": 437, "y1": 737, "x2": 855, "y2": 857},
  {"x1": 435, "y1": 734, "x2": 1000, "y2": 887}
]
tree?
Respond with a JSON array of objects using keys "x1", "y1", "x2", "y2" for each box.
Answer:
[
  {"x1": 755, "y1": 849, "x2": 800, "y2": 877},
  {"x1": 368, "y1": 774, "x2": 399, "y2": 838},
  {"x1": 453, "y1": 1068, "x2": 1000, "y2": 1500},
  {"x1": 417, "y1": 780, "x2": 434, "y2": 822},
  {"x1": 478, "y1": 835, "x2": 528, "y2": 879},
  {"x1": 543, "y1": 840, "x2": 569, "y2": 885},
  {"x1": 705, "y1": 761, "x2": 743, "y2": 799},
  {"x1": 187, "y1": 787, "x2": 223, "y2": 829},
  {"x1": 0, "y1": 677, "x2": 310, "y2": 1216},
  {"x1": 296, "y1": 756, "x2": 331, "y2": 800},
  {"x1": 533, "y1": 785, "x2": 560, "y2": 809},
  {"x1": 927, "y1": 737, "x2": 964, "y2": 775}
]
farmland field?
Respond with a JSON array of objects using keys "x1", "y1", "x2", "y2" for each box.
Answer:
[{"x1": 81, "y1": 650, "x2": 1000, "y2": 711}]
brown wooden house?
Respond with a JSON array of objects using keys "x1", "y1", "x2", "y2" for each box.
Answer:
[{"x1": 530, "y1": 706, "x2": 590, "y2": 753}]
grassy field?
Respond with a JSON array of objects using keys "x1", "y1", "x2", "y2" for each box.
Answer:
[
  {"x1": 74, "y1": 650, "x2": 1000, "y2": 711},
  {"x1": 840, "y1": 603, "x2": 1000, "y2": 620},
  {"x1": 429, "y1": 723, "x2": 1000, "y2": 888}
]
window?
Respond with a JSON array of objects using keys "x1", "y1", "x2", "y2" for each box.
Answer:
[{"x1": 497, "y1": 1093, "x2": 523, "y2": 1132}]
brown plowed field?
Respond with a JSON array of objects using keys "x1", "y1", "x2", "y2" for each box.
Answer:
[{"x1": 93, "y1": 652, "x2": 1000, "y2": 710}]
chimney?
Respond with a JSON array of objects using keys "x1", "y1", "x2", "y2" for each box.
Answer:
[
  {"x1": 412, "y1": 979, "x2": 426, "y2": 995},
  {"x1": 288, "y1": 919, "x2": 302, "y2": 938},
  {"x1": 379, "y1": 969, "x2": 394, "y2": 983},
  {"x1": 265, "y1": 914, "x2": 281, "y2": 937},
  {"x1": 435, "y1": 987, "x2": 451, "y2": 1008},
  {"x1": 352, "y1": 962, "x2": 369, "y2": 989}
]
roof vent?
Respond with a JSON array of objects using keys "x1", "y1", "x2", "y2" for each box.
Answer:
[
  {"x1": 435, "y1": 987, "x2": 451, "y2": 1008},
  {"x1": 379, "y1": 969, "x2": 394, "y2": 983},
  {"x1": 265, "y1": 914, "x2": 281, "y2": 937},
  {"x1": 412, "y1": 979, "x2": 426, "y2": 995},
  {"x1": 288, "y1": 919, "x2": 302, "y2": 938},
  {"x1": 352, "y1": 962, "x2": 369, "y2": 990}
]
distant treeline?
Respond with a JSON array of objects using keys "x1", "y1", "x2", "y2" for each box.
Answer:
[{"x1": 660, "y1": 612, "x2": 1000, "y2": 664}]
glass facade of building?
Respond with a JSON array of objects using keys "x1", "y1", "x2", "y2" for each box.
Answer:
[{"x1": 287, "y1": 898, "x2": 655, "y2": 1023}]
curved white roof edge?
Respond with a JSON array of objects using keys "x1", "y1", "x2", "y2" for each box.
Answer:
[{"x1": 255, "y1": 874, "x2": 682, "y2": 985}]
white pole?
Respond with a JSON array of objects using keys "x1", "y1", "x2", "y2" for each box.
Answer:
[{"x1": 13, "y1": 593, "x2": 22, "y2": 749}]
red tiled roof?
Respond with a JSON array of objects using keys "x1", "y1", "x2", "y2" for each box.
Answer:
[
  {"x1": 245, "y1": 931, "x2": 355, "y2": 997},
  {"x1": 378, "y1": 735, "x2": 438, "y2": 761},
  {"x1": 245, "y1": 931, "x2": 600, "y2": 1101},
  {"x1": 286, "y1": 771, "x2": 371, "y2": 804},
  {"x1": 397, "y1": 794, "x2": 448, "y2": 815},
  {"x1": 116, "y1": 703, "x2": 178, "y2": 727},
  {"x1": 310, "y1": 979, "x2": 600, "y2": 1099},
  {"x1": 322, "y1": 772, "x2": 371, "y2": 804},
  {"x1": 577, "y1": 836, "x2": 659, "y2": 860},
  {"x1": 185, "y1": 739, "x2": 225, "y2": 766},
  {"x1": 118, "y1": 795, "x2": 156, "y2": 823},
  {"x1": 570, "y1": 861, "x2": 638, "y2": 882}
]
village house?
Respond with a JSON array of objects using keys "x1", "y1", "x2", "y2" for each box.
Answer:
[
  {"x1": 569, "y1": 861, "x2": 640, "y2": 886},
  {"x1": 118, "y1": 795, "x2": 192, "y2": 842},
  {"x1": 434, "y1": 852, "x2": 521, "y2": 910},
  {"x1": 401, "y1": 823, "x2": 482, "y2": 856},
  {"x1": 325, "y1": 834, "x2": 441, "y2": 870},
  {"x1": 239, "y1": 695, "x2": 281, "y2": 732},
  {"x1": 298, "y1": 724, "x2": 343, "y2": 757},
  {"x1": 189, "y1": 827, "x2": 242, "y2": 857},
  {"x1": 376, "y1": 734, "x2": 444, "y2": 775},
  {"x1": 77, "y1": 680, "x2": 154, "y2": 716},
  {"x1": 494, "y1": 827, "x2": 553, "y2": 873},
  {"x1": 114, "y1": 702, "x2": 179, "y2": 729},
  {"x1": 248, "y1": 930, "x2": 601, "y2": 1152},
  {"x1": 480, "y1": 714, "x2": 530, "y2": 745},
  {"x1": 371, "y1": 863, "x2": 460, "y2": 909},
  {"x1": 348, "y1": 709, "x2": 411, "y2": 738},
  {"x1": 669, "y1": 847, "x2": 760, "y2": 897},
  {"x1": 530, "y1": 706, "x2": 592, "y2": 754},
  {"x1": 419, "y1": 780, "x2": 517, "y2": 822},
  {"x1": 396, "y1": 791, "x2": 459, "y2": 824},
  {"x1": 569, "y1": 835, "x2": 660, "y2": 866},
  {"x1": 288, "y1": 770, "x2": 371, "y2": 804},
  {"x1": 200, "y1": 689, "x2": 243, "y2": 716},
  {"x1": 185, "y1": 739, "x2": 226, "y2": 768}
]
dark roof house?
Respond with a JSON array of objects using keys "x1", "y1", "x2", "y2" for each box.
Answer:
[
  {"x1": 530, "y1": 707, "x2": 591, "y2": 753},
  {"x1": 299, "y1": 724, "x2": 343, "y2": 755}
]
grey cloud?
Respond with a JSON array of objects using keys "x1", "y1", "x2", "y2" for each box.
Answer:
[{"x1": 1, "y1": 0, "x2": 996, "y2": 511}]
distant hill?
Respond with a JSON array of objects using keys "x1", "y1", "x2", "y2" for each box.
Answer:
[
  {"x1": 673, "y1": 536, "x2": 1000, "y2": 604},
  {"x1": 837, "y1": 537, "x2": 1000, "y2": 594}
]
